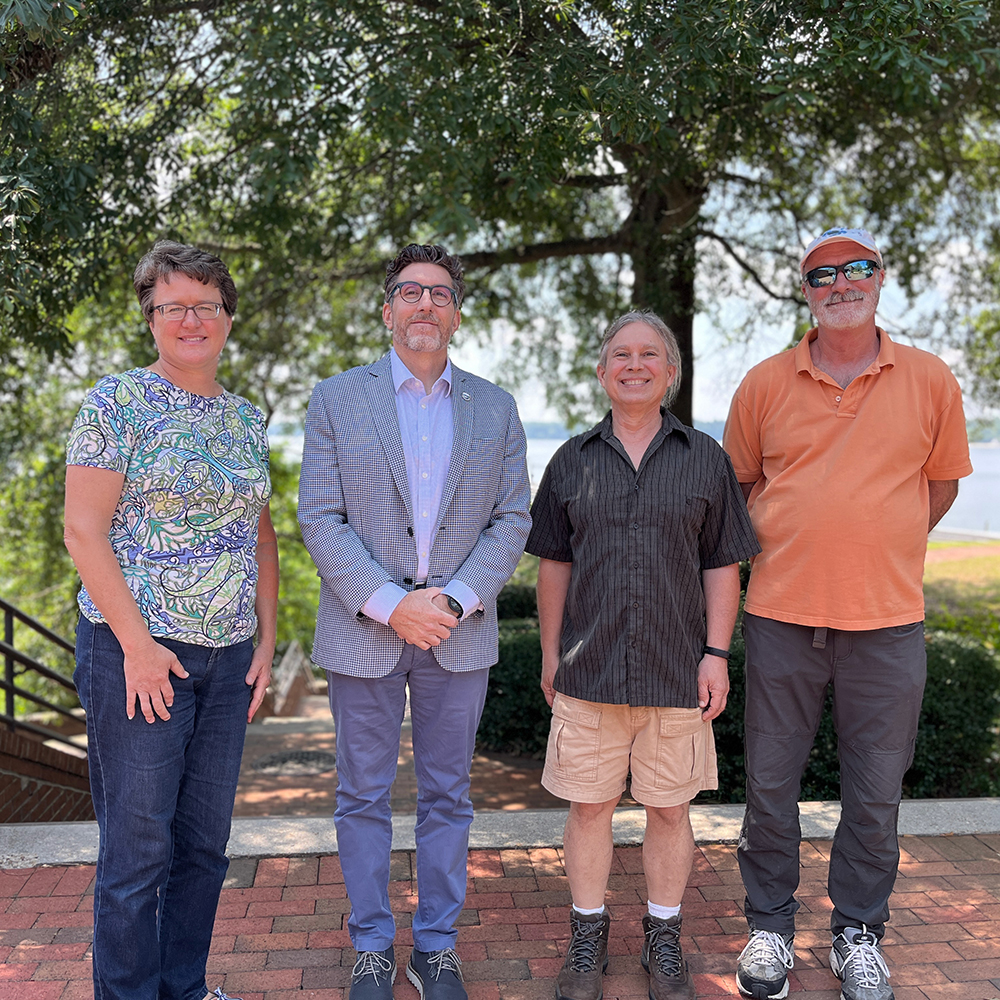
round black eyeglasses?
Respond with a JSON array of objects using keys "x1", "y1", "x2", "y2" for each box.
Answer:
[{"x1": 389, "y1": 282, "x2": 458, "y2": 307}]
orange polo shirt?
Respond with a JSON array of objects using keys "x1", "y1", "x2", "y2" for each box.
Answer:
[{"x1": 723, "y1": 330, "x2": 973, "y2": 629}]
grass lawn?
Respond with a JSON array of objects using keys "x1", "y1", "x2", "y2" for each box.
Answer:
[{"x1": 924, "y1": 542, "x2": 1000, "y2": 646}]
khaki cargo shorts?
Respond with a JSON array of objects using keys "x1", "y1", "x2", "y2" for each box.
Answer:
[{"x1": 541, "y1": 693, "x2": 718, "y2": 807}]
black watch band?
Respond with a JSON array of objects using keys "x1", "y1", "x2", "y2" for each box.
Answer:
[
  {"x1": 703, "y1": 645, "x2": 731, "y2": 660},
  {"x1": 446, "y1": 595, "x2": 464, "y2": 618}
]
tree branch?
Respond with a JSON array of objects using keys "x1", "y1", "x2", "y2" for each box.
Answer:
[
  {"x1": 460, "y1": 233, "x2": 630, "y2": 271},
  {"x1": 558, "y1": 173, "x2": 629, "y2": 189},
  {"x1": 701, "y1": 231, "x2": 804, "y2": 304}
]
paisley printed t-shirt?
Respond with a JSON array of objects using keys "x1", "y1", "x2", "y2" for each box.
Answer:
[{"x1": 66, "y1": 368, "x2": 272, "y2": 647}]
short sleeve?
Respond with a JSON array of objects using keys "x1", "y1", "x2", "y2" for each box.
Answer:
[
  {"x1": 525, "y1": 456, "x2": 574, "y2": 562},
  {"x1": 924, "y1": 380, "x2": 973, "y2": 481},
  {"x1": 698, "y1": 447, "x2": 761, "y2": 569},
  {"x1": 66, "y1": 377, "x2": 135, "y2": 473},
  {"x1": 722, "y1": 387, "x2": 763, "y2": 484}
]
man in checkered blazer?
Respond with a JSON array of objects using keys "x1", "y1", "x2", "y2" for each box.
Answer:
[{"x1": 299, "y1": 244, "x2": 531, "y2": 1000}]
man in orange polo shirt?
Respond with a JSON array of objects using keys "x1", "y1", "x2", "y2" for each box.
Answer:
[{"x1": 723, "y1": 228, "x2": 973, "y2": 1000}]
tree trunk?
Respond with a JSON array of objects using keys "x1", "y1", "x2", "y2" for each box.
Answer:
[{"x1": 626, "y1": 180, "x2": 702, "y2": 426}]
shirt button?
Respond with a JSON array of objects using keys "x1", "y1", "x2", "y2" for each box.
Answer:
[
  {"x1": 632, "y1": 523, "x2": 639, "y2": 529},
  {"x1": 421, "y1": 403, "x2": 426, "y2": 408},
  {"x1": 835, "y1": 395, "x2": 842, "y2": 402},
  {"x1": 633, "y1": 602, "x2": 639, "y2": 608},
  {"x1": 422, "y1": 472, "x2": 428, "y2": 478},
  {"x1": 422, "y1": 435, "x2": 428, "y2": 441},
  {"x1": 422, "y1": 511, "x2": 428, "y2": 517}
]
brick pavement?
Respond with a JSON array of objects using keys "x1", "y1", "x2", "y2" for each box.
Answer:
[{"x1": 3, "y1": 834, "x2": 1000, "y2": 1000}]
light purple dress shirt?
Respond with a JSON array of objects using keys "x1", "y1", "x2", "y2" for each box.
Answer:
[{"x1": 361, "y1": 349, "x2": 482, "y2": 626}]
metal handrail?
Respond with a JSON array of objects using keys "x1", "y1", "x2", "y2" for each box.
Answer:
[
  {"x1": 1, "y1": 596, "x2": 82, "y2": 752},
  {"x1": 0, "y1": 596, "x2": 75, "y2": 654},
  {"x1": 0, "y1": 674, "x2": 81, "y2": 723},
  {"x1": 0, "y1": 639, "x2": 76, "y2": 691}
]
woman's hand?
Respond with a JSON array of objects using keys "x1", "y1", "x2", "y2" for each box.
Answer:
[
  {"x1": 245, "y1": 645, "x2": 273, "y2": 723},
  {"x1": 124, "y1": 640, "x2": 190, "y2": 723}
]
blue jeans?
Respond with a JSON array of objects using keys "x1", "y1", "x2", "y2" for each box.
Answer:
[
  {"x1": 75, "y1": 617, "x2": 253, "y2": 1000},
  {"x1": 327, "y1": 645, "x2": 490, "y2": 952}
]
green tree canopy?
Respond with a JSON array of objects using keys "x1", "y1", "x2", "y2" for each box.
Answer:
[{"x1": 4, "y1": 0, "x2": 1000, "y2": 425}]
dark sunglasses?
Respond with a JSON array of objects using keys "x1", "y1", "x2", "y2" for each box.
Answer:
[{"x1": 804, "y1": 259, "x2": 879, "y2": 288}]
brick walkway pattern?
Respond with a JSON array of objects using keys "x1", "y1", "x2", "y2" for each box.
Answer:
[{"x1": 3, "y1": 834, "x2": 1000, "y2": 1000}]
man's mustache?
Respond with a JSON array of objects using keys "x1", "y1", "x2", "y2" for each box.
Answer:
[{"x1": 826, "y1": 291, "x2": 865, "y2": 304}]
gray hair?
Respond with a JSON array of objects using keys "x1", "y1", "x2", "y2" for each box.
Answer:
[
  {"x1": 385, "y1": 243, "x2": 465, "y2": 306},
  {"x1": 598, "y1": 310, "x2": 682, "y2": 408},
  {"x1": 134, "y1": 241, "x2": 238, "y2": 320}
]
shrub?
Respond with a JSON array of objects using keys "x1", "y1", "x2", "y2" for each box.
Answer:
[
  {"x1": 478, "y1": 623, "x2": 550, "y2": 756},
  {"x1": 496, "y1": 584, "x2": 537, "y2": 620},
  {"x1": 480, "y1": 621, "x2": 1000, "y2": 800},
  {"x1": 904, "y1": 632, "x2": 1000, "y2": 797}
]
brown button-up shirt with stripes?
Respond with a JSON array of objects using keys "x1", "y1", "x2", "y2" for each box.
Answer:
[{"x1": 526, "y1": 410, "x2": 760, "y2": 708}]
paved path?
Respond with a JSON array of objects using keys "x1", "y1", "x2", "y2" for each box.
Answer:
[{"x1": 4, "y1": 834, "x2": 1000, "y2": 1000}]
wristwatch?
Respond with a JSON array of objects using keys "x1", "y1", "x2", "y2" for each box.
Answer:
[{"x1": 446, "y1": 595, "x2": 464, "y2": 619}]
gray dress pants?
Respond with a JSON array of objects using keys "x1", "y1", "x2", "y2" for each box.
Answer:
[{"x1": 738, "y1": 613, "x2": 926, "y2": 939}]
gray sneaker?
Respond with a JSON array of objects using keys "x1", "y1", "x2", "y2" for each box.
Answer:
[
  {"x1": 829, "y1": 927, "x2": 893, "y2": 1000},
  {"x1": 736, "y1": 929, "x2": 794, "y2": 999}
]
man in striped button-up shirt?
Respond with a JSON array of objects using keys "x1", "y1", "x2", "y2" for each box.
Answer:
[
  {"x1": 299, "y1": 245, "x2": 531, "y2": 1000},
  {"x1": 527, "y1": 311, "x2": 759, "y2": 1000}
]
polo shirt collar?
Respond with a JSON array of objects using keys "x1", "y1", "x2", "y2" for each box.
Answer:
[
  {"x1": 390, "y1": 347, "x2": 453, "y2": 396},
  {"x1": 795, "y1": 327, "x2": 895, "y2": 378},
  {"x1": 579, "y1": 408, "x2": 691, "y2": 449}
]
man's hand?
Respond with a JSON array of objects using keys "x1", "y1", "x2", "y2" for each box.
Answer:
[
  {"x1": 540, "y1": 651, "x2": 559, "y2": 707},
  {"x1": 245, "y1": 645, "x2": 274, "y2": 723},
  {"x1": 124, "y1": 640, "x2": 190, "y2": 723},
  {"x1": 697, "y1": 654, "x2": 730, "y2": 721},
  {"x1": 388, "y1": 587, "x2": 456, "y2": 649}
]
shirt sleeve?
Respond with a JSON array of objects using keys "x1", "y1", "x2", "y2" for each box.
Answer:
[
  {"x1": 722, "y1": 385, "x2": 764, "y2": 484},
  {"x1": 525, "y1": 455, "x2": 574, "y2": 562},
  {"x1": 65, "y1": 378, "x2": 133, "y2": 473},
  {"x1": 924, "y1": 379, "x2": 974, "y2": 480},
  {"x1": 698, "y1": 446, "x2": 761, "y2": 569}
]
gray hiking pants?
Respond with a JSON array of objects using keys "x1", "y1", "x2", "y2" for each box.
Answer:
[{"x1": 738, "y1": 613, "x2": 926, "y2": 939}]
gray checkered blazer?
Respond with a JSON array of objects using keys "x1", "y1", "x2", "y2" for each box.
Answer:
[{"x1": 298, "y1": 353, "x2": 531, "y2": 677}]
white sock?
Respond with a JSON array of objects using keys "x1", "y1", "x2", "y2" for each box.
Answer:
[
  {"x1": 573, "y1": 904, "x2": 606, "y2": 916},
  {"x1": 647, "y1": 901, "x2": 681, "y2": 920}
]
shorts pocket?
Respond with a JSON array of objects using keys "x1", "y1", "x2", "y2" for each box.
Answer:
[
  {"x1": 654, "y1": 709, "x2": 709, "y2": 790},
  {"x1": 547, "y1": 694, "x2": 603, "y2": 783}
]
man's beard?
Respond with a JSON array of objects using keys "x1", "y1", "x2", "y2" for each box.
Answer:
[
  {"x1": 813, "y1": 285, "x2": 880, "y2": 330},
  {"x1": 395, "y1": 314, "x2": 450, "y2": 352}
]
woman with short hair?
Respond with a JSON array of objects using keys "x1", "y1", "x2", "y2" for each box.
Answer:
[{"x1": 64, "y1": 240, "x2": 277, "y2": 1000}]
